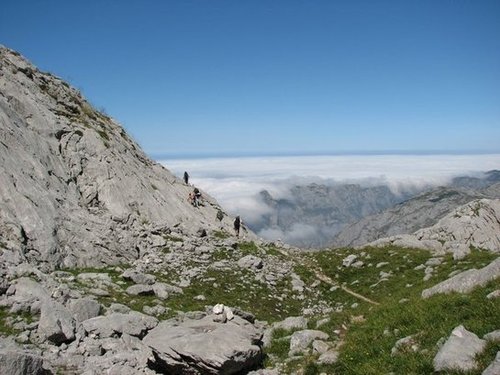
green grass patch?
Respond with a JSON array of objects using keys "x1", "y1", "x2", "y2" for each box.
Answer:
[
  {"x1": 212, "y1": 230, "x2": 230, "y2": 240},
  {"x1": 0, "y1": 307, "x2": 18, "y2": 336},
  {"x1": 238, "y1": 241, "x2": 260, "y2": 256}
]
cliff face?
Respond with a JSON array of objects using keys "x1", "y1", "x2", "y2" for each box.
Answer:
[{"x1": 0, "y1": 46, "x2": 232, "y2": 270}]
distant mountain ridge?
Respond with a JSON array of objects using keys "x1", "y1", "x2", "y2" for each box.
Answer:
[
  {"x1": 251, "y1": 171, "x2": 500, "y2": 248},
  {"x1": 331, "y1": 180, "x2": 500, "y2": 248}
]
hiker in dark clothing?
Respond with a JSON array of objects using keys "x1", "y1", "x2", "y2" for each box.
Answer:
[
  {"x1": 216, "y1": 209, "x2": 224, "y2": 228},
  {"x1": 193, "y1": 188, "x2": 202, "y2": 207},
  {"x1": 183, "y1": 171, "x2": 189, "y2": 185},
  {"x1": 234, "y1": 216, "x2": 241, "y2": 237}
]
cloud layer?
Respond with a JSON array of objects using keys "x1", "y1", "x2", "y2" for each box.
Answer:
[{"x1": 161, "y1": 154, "x2": 500, "y2": 242}]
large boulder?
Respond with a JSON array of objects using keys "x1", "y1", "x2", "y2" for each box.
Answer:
[
  {"x1": 37, "y1": 300, "x2": 76, "y2": 345},
  {"x1": 143, "y1": 314, "x2": 263, "y2": 374},
  {"x1": 433, "y1": 325, "x2": 486, "y2": 372}
]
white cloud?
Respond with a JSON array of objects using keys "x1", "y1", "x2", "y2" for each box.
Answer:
[{"x1": 160, "y1": 154, "x2": 500, "y2": 242}]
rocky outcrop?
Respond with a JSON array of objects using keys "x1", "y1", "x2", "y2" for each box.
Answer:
[
  {"x1": 422, "y1": 257, "x2": 500, "y2": 298},
  {"x1": 0, "y1": 338, "x2": 47, "y2": 375},
  {"x1": 364, "y1": 199, "x2": 500, "y2": 256},
  {"x1": 0, "y1": 46, "x2": 236, "y2": 270}
]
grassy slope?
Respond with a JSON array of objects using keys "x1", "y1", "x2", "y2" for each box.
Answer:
[{"x1": 290, "y1": 246, "x2": 500, "y2": 374}]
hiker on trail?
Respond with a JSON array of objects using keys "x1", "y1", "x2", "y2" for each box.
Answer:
[
  {"x1": 216, "y1": 209, "x2": 224, "y2": 228},
  {"x1": 193, "y1": 188, "x2": 202, "y2": 207},
  {"x1": 234, "y1": 216, "x2": 241, "y2": 237},
  {"x1": 183, "y1": 171, "x2": 189, "y2": 185},
  {"x1": 188, "y1": 192, "x2": 195, "y2": 206}
]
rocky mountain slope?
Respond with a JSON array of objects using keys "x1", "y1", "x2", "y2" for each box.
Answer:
[
  {"x1": 0, "y1": 46, "x2": 237, "y2": 271},
  {"x1": 331, "y1": 183, "x2": 500, "y2": 248}
]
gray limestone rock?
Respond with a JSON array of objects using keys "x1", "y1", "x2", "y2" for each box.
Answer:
[
  {"x1": 0, "y1": 345, "x2": 46, "y2": 375},
  {"x1": 126, "y1": 284, "x2": 155, "y2": 296},
  {"x1": 12, "y1": 277, "x2": 51, "y2": 304},
  {"x1": 482, "y1": 351, "x2": 500, "y2": 375},
  {"x1": 143, "y1": 314, "x2": 263, "y2": 374},
  {"x1": 342, "y1": 254, "x2": 358, "y2": 267},
  {"x1": 312, "y1": 340, "x2": 330, "y2": 354},
  {"x1": 289, "y1": 329, "x2": 329, "y2": 355},
  {"x1": 433, "y1": 325, "x2": 486, "y2": 372},
  {"x1": 318, "y1": 349, "x2": 339, "y2": 365},
  {"x1": 67, "y1": 297, "x2": 101, "y2": 322},
  {"x1": 274, "y1": 316, "x2": 308, "y2": 331},
  {"x1": 238, "y1": 255, "x2": 264, "y2": 270},
  {"x1": 484, "y1": 330, "x2": 500, "y2": 342},
  {"x1": 121, "y1": 269, "x2": 156, "y2": 285},
  {"x1": 422, "y1": 258, "x2": 500, "y2": 298},
  {"x1": 37, "y1": 300, "x2": 76, "y2": 344},
  {"x1": 487, "y1": 290, "x2": 500, "y2": 299},
  {"x1": 82, "y1": 311, "x2": 158, "y2": 338}
]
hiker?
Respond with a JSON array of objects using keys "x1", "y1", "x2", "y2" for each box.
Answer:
[
  {"x1": 193, "y1": 188, "x2": 202, "y2": 207},
  {"x1": 188, "y1": 192, "x2": 195, "y2": 206},
  {"x1": 216, "y1": 209, "x2": 224, "y2": 228},
  {"x1": 183, "y1": 171, "x2": 189, "y2": 185},
  {"x1": 234, "y1": 216, "x2": 241, "y2": 237}
]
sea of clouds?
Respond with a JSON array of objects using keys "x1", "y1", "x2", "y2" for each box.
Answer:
[{"x1": 160, "y1": 154, "x2": 500, "y2": 241}]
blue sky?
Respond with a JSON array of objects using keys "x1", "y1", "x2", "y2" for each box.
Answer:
[{"x1": 1, "y1": 1, "x2": 499, "y2": 156}]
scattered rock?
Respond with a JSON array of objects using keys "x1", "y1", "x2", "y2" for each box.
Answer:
[
  {"x1": 391, "y1": 335, "x2": 419, "y2": 356},
  {"x1": 342, "y1": 254, "x2": 358, "y2": 267},
  {"x1": 318, "y1": 349, "x2": 339, "y2": 364},
  {"x1": 238, "y1": 255, "x2": 264, "y2": 270},
  {"x1": 486, "y1": 290, "x2": 500, "y2": 299},
  {"x1": 121, "y1": 269, "x2": 156, "y2": 285},
  {"x1": 433, "y1": 325, "x2": 486, "y2": 372},
  {"x1": 289, "y1": 329, "x2": 329, "y2": 355},
  {"x1": 273, "y1": 316, "x2": 308, "y2": 331}
]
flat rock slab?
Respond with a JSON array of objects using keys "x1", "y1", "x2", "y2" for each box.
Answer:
[
  {"x1": 82, "y1": 311, "x2": 158, "y2": 338},
  {"x1": 422, "y1": 258, "x2": 500, "y2": 298},
  {"x1": 433, "y1": 325, "x2": 486, "y2": 372},
  {"x1": 143, "y1": 314, "x2": 263, "y2": 374}
]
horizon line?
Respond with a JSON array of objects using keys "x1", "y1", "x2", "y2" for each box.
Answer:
[{"x1": 151, "y1": 149, "x2": 500, "y2": 160}]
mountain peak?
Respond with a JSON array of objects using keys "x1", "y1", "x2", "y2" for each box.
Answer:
[{"x1": 0, "y1": 47, "x2": 235, "y2": 270}]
